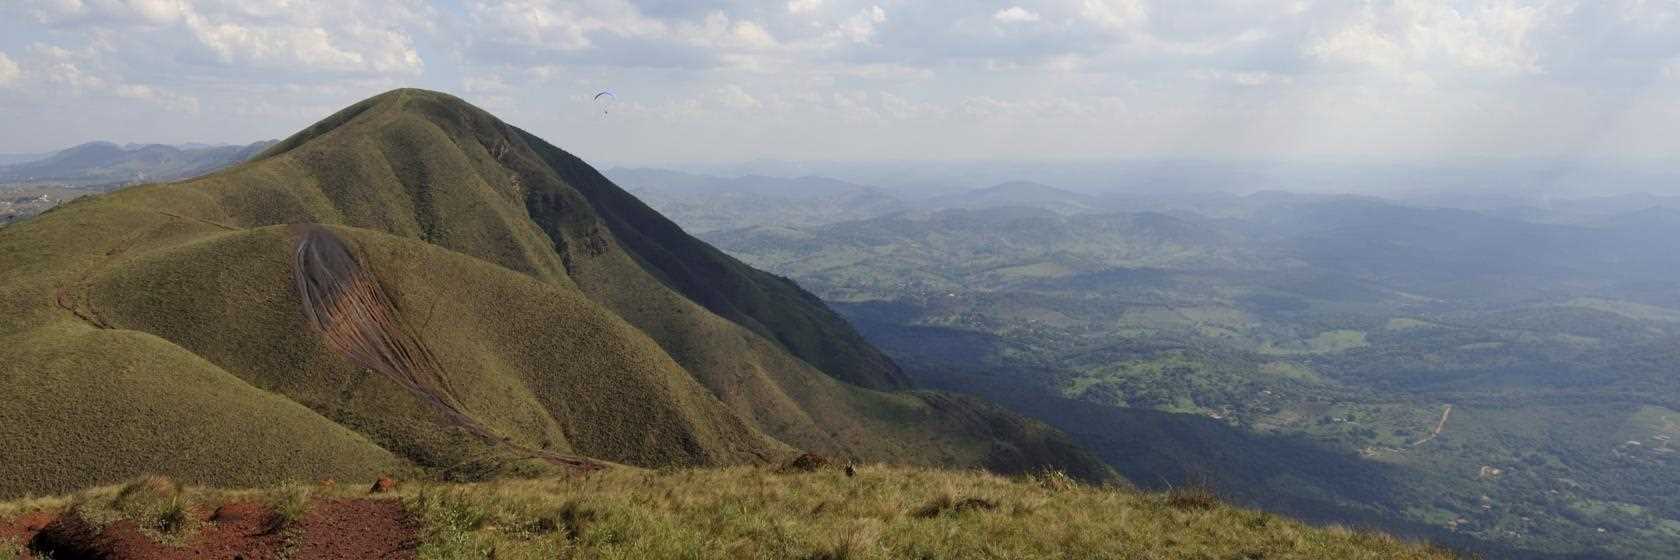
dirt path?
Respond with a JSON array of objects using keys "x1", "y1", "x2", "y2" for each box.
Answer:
[{"x1": 1411, "y1": 404, "x2": 1453, "y2": 447}]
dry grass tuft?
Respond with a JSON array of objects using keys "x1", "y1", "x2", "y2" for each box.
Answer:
[
  {"x1": 778, "y1": 453, "x2": 836, "y2": 474},
  {"x1": 264, "y1": 484, "x2": 314, "y2": 533},
  {"x1": 1024, "y1": 469, "x2": 1080, "y2": 493},
  {"x1": 108, "y1": 475, "x2": 194, "y2": 537},
  {"x1": 1166, "y1": 481, "x2": 1222, "y2": 511},
  {"x1": 910, "y1": 494, "x2": 999, "y2": 519}
]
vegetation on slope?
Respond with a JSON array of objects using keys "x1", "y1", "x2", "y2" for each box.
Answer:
[
  {"x1": 0, "y1": 88, "x2": 1112, "y2": 497},
  {"x1": 694, "y1": 191, "x2": 1680, "y2": 558},
  {"x1": 0, "y1": 468, "x2": 1455, "y2": 560}
]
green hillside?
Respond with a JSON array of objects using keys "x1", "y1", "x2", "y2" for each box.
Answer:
[{"x1": 0, "y1": 89, "x2": 1109, "y2": 498}]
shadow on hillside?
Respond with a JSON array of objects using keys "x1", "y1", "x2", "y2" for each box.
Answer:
[{"x1": 835, "y1": 303, "x2": 1608, "y2": 560}]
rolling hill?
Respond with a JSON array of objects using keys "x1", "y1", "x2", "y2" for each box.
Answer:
[
  {"x1": 0, "y1": 89, "x2": 1112, "y2": 498},
  {"x1": 0, "y1": 141, "x2": 275, "y2": 187}
]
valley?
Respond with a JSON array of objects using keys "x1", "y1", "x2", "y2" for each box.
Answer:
[{"x1": 616, "y1": 169, "x2": 1680, "y2": 560}]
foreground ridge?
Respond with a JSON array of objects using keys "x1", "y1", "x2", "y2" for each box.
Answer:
[{"x1": 0, "y1": 466, "x2": 1456, "y2": 560}]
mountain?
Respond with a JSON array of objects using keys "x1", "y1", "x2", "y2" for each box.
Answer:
[
  {"x1": 710, "y1": 206, "x2": 1269, "y2": 299},
  {"x1": 0, "y1": 140, "x2": 276, "y2": 186},
  {"x1": 606, "y1": 168, "x2": 906, "y2": 233},
  {"x1": 0, "y1": 150, "x2": 53, "y2": 166},
  {"x1": 0, "y1": 89, "x2": 1112, "y2": 498},
  {"x1": 920, "y1": 181, "x2": 1106, "y2": 214}
]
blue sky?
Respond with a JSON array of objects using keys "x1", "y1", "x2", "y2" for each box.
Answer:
[{"x1": 2, "y1": 0, "x2": 1679, "y2": 166}]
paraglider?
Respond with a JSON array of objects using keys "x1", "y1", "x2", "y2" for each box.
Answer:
[{"x1": 593, "y1": 91, "x2": 615, "y2": 114}]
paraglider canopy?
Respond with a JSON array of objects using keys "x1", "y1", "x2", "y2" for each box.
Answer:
[{"x1": 594, "y1": 91, "x2": 615, "y2": 114}]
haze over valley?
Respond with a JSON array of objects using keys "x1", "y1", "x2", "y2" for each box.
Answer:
[{"x1": 611, "y1": 165, "x2": 1680, "y2": 559}]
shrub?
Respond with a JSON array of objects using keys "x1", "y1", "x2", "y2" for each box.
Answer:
[
  {"x1": 1166, "y1": 483, "x2": 1220, "y2": 511},
  {"x1": 110, "y1": 475, "x2": 196, "y2": 537},
  {"x1": 265, "y1": 484, "x2": 313, "y2": 533}
]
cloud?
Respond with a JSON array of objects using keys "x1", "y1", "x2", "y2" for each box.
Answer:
[
  {"x1": 112, "y1": 83, "x2": 200, "y2": 113},
  {"x1": 19, "y1": 0, "x2": 430, "y2": 76},
  {"x1": 1306, "y1": 1, "x2": 1545, "y2": 77},
  {"x1": 1080, "y1": 0, "x2": 1145, "y2": 31},
  {"x1": 836, "y1": 5, "x2": 886, "y2": 44},
  {"x1": 0, "y1": 52, "x2": 19, "y2": 86},
  {"x1": 462, "y1": 1, "x2": 783, "y2": 70},
  {"x1": 993, "y1": 6, "x2": 1040, "y2": 24},
  {"x1": 2, "y1": 0, "x2": 1680, "y2": 163},
  {"x1": 787, "y1": 0, "x2": 822, "y2": 15},
  {"x1": 714, "y1": 84, "x2": 762, "y2": 109}
]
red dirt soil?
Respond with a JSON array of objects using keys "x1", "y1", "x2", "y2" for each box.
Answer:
[
  {"x1": 0, "y1": 511, "x2": 55, "y2": 559},
  {"x1": 5, "y1": 498, "x2": 416, "y2": 560},
  {"x1": 292, "y1": 499, "x2": 418, "y2": 560}
]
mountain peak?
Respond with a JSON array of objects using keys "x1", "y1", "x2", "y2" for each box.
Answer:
[
  {"x1": 0, "y1": 90, "x2": 1119, "y2": 498},
  {"x1": 256, "y1": 88, "x2": 482, "y2": 161}
]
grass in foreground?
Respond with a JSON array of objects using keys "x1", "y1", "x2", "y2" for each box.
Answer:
[
  {"x1": 400, "y1": 465, "x2": 1456, "y2": 560},
  {"x1": 0, "y1": 466, "x2": 1456, "y2": 559}
]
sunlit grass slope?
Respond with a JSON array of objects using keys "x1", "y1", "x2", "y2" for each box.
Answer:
[{"x1": 408, "y1": 466, "x2": 1458, "y2": 560}]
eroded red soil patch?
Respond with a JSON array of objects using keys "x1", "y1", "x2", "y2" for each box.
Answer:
[
  {"x1": 16, "y1": 498, "x2": 416, "y2": 560},
  {"x1": 292, "y1": 499, "x2": 418, "y2": 560},
  {"x1": 0, "y1": 511, "x2": 56, "y2": 559}
]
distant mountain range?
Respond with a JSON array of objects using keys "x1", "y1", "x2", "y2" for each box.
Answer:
[
  {"x1": 0, "y1": 140, "x2": 276, "y2": 187},
  {"x1": 606, "y1": 170, "x2": 1132, "y2": 234}
]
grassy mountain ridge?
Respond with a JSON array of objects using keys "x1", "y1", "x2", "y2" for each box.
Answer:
[
  {"x1": 0, "y1": 467, "x2": 1456, "y2": 560},
  {"x1": 0, "y1": 88, "x2": 1110, "y2": 498}
]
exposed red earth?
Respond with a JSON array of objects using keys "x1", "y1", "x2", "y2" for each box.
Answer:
[
  {"x1": 291, "y1": 224, "x2": 605, "y2": 473},
  {"x1": 2, "y1": 497, "x2": 417, "y2": 560}
]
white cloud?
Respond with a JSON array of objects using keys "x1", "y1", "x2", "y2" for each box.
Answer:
[
  {"x1": 1307, "y1": 1, "x2": 1545, "y2": 76},
  {"x1": 2, "y1": 0, "x2": 1680, "y2": 162},
  {"x1": 20, "y1": 0, "x2": 429, "y2": 75},
  {"x1": 464, "y1": 1, "x2": 780, "y2": 71},
  {"x1": 787, "y1": 0, "x2": 822, "y2": 15},
  {"x1": 836, "y1": 5, "x2": 886, "y2": 44},
  {"x1": 714, "y1": 84, "x2": 762, "y2": 109},
  {"x1": 993, "y1": 6, "x2": 1040, "y2": 24},
  {"x1": 0, "y1": 52, "x2": 19, "y2": 86},
  {"x1": 678, "y1": 13, "x2": 779, "y2": 51},
  {"x1": 1190, "y1": 68, "x2": 1291, "y2": 87},
  {"x1": 466, "y1": 0, "x2": 652, "y2": 51},
  {"x1": 112, "y1": 83, "x2": 200, "y2": 112},
  {"x1": 1081, "y1": 0, "x2": 1146, "y2": 31}
]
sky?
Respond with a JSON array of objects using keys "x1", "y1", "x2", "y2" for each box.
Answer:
[{"x1": 2, "y1": 0, "x2": 1680, "y2": 167}]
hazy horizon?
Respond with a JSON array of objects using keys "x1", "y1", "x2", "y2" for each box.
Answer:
[{"x1": 8, "y1": 137, "x2": 1680, "y2": 199}]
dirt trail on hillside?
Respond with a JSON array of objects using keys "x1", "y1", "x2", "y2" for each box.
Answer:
[
  {"x1": 291, "y1": 224, "x2": 603, "y2": 471},
  {"x1": 1411, "y1": 404, "x2": 1453, "y2": 447}
]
